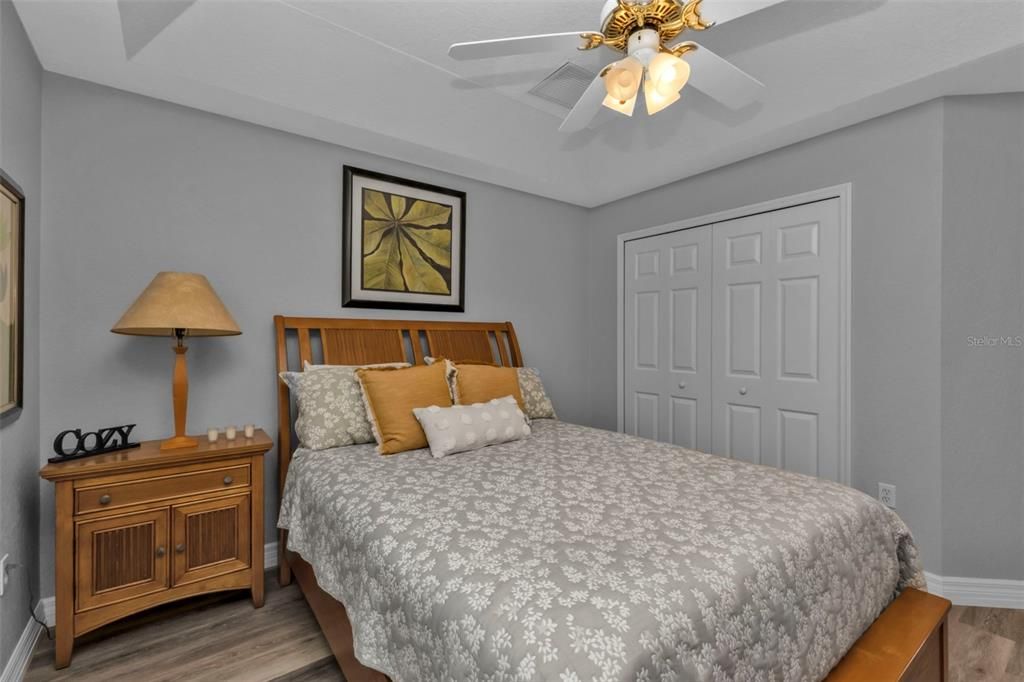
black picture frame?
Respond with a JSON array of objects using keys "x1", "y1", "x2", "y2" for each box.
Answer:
[
  {"x1": 342, "y1": 165, "x2": 466, "y2": 313},
  {"x1": 0, "y1": 169, "x2": 25, "y2": 418}
]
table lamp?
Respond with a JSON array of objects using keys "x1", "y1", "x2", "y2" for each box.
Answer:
[{"x1": 112, "y1": 272, "x2": 241, "y2": 450}]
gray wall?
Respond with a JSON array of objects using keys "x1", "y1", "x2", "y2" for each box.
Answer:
[
  {"x1": 26, "y1": 69, "x2": 1024, "y2": 605},
  {"x1": 940, "y1": 94, "x2": 1024, "y2": 580},
  {"x1": 585, "y1": 95, "x2": 1024, "y2": 581},
  {"x1": 37, "y1": 74, "x2": 590, "y2": 596},
  {"x1": 0, "y1": 0, "x2": 41, "y2": 669},
  {"x1": 585, "y1": 102, "x2": 948, "y2": 573}
]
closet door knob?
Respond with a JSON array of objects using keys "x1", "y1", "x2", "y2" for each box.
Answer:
[
  {"x1": 739, "y1": 387, "x2": 748, "y2": 396},
  {"x1": 176, "y1": 544, "x2": 186, "y2": 554},
  {"x1": 155, "y1": 547, "x2": 166, "y2": 558}
]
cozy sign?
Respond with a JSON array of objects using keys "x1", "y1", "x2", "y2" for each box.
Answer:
[{"x1": 49, "y1": 424, "x2": 140, "y2": 462}]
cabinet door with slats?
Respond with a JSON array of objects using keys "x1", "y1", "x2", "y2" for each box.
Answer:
[
  {"x1": 75, "y1": 508, "x2": 170, "y2": 612},
  {"x1": 172, "y1": 493, "x2": 251, "y2": 586}
]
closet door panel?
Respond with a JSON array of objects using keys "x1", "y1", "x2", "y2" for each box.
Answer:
[
  {"x1": 711, "y1": 199, "x2": 841, "y2": 481},
  {"x1": 624, "y1": 226, "x2": 712, "y2": 451},
  {"x1": 726, "y1": 282, "x2": 762, "y2": 377},
  {"x1": 712, "y1": 214, "x2": 770, "y2": 460}
]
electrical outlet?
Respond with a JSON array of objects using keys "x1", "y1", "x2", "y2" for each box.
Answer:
[
  {"x1": 0, "y1": 554, "x2": 8, "y2": 598},
  {"x1": 878, "y1": 483, "x2": 896, "y2": 509}
]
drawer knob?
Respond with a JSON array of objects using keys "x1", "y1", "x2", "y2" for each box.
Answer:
[
  {"x1": 176, "y1": 544, "x2": 186, "y2": 554},
  {"x1": 739, "y1": 387, "x2": 748, "y2": 396},
  {"x1": 155, "y1": 546, "x2": 166, "y2": 558},
  {"x1": 99, "y1": 494, "x2": 112, "y2": 505},
  {"x1": 223, "y1": 475, "x2": 234, "y2": 486}
]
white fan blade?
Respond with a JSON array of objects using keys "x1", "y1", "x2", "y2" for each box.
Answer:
[
  {"x1": 559, "y1": 74, "x2": 607, "y2": 134},
  {"x1": 685, "y1": 43, "x2": 764, "y2": 110},
  {"x1": 702, "y1": 0, "x2": 788, "y2": 26},
  {"x1": 449, "y1": 32, "x2": 596, "y2": 60}
]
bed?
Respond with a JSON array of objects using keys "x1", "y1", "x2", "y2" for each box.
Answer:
[{"x1": 274, "y1": 316, "x2": 951, "y2": 681}]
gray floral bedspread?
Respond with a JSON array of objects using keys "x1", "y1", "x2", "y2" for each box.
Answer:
[{"x1": 279, "y1": 421, "x2": 924, "y2": 682}]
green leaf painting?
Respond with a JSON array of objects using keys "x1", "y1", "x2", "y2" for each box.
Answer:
[{"x1": 361, "y1": 189, "x2": 453, "y2": 295}]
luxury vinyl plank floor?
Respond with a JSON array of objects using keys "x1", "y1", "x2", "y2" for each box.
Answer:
[
  {"x1": 25, "y1": 574, "x2": 343, "y2": 682},
  {"x1": 25, "y1": 577, "x2": 1024, "y2": 681}
]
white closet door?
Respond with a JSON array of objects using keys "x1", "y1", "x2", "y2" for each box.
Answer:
[
  {"x1": 711, "y1": 199, "x2": 840, "y2": 480},
  {"x1": 623, "y1": 225, "x2": 712, "y2": 451}
]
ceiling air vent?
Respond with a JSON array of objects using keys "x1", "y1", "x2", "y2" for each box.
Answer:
[{"x1": 528, "y1": 63, "x2": 597, "y2": 110}]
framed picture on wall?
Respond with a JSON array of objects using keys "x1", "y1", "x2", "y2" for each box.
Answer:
[
  {"x1": 343, "y1": 166, "x2": 466, "y2": 312},
  {"x1": 0, "y1": 170, "x2": 25, "y2": 416}
]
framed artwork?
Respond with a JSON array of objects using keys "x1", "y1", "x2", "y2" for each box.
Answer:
[
  {"x1": 343, "y1": 166, "x2": 466, "y2": 312},
  {"x1": 0, "y1": 170, "x2": 24, "y2": 416}
]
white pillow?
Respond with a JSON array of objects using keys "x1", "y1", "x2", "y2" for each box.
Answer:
[{"x1": 413, "y1": 396, "x2": 531, "y2": 459}]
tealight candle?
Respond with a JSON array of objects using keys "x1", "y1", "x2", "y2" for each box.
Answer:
[
  {"x1": 225, "y1": 425, "x2": 237, "y2": 440},
  {"x1": 244, "y1": 424, "x2": 255, "y2": 439},
  {"x1": 207, "y1": 428, "x2": 219, "y2": 443}
]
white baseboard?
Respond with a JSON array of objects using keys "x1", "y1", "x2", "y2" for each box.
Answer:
[
  {"x1": 0, "y1": 603, "x2": 46, "y2": 682},
  {"x1": 925, "y1": 571, "x2": 1024, "y2": 609},
  {"x1": 38, "y1": 598, "x2": 54, "y2": 630}
]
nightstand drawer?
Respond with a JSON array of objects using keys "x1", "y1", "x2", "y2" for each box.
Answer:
[{"x1": 76, "y1": 464, "x2": 250, "y2": 513}]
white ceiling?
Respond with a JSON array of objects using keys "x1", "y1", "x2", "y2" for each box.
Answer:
[{"x1": 14, "y1": 0, "x2": 1024, "y2": 207}]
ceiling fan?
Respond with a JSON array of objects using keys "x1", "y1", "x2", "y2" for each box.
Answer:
[{"x1": 449, "y1": 0, "x2": 779, "y2": 133}]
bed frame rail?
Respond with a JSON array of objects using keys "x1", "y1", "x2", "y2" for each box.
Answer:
[{"x1": 826, "y1": 587, "x2": 950, "y2": 681}]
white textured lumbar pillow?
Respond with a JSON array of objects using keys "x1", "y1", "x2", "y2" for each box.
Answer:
[{"x1": 413, "y1": 396, "x2": 531, "y2": 458}]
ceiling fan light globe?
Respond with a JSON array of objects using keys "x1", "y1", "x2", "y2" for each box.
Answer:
[
  {"x1": 644, "y1": 79, "x2": 680, "y2": 115},
  {"x1": 603, "y1": 57, "x2": 644, "y2": 102},
  {"x1": 602, "y1": 92, "x2": 637, "y2": 117},
  {"x1": 615, "y1": 71, "x2": 635, "y2": 90},
  {"x1": 648, "y1": 52, "x2": 691, "y2": 97}
]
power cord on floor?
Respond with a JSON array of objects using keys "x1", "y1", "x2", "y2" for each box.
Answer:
[
  {"x1": 28, "y1": 580, "x2": 52, "y2": 640},
  {"x1": 5, "y1": 562, "x2": 51, "y2": 640}
]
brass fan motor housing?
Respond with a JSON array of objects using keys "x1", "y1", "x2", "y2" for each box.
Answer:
[{"x1": 587, "y1": 0, "x2": 712, "y2": 53}]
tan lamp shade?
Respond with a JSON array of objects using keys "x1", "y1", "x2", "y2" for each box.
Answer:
[{"x1": 111, "y1": 272, "x2": 241, "y2": 337}]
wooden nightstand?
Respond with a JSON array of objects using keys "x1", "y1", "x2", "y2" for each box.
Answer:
[{"x1": 39, "y1": 430, "x2": 272, "y2": 669}]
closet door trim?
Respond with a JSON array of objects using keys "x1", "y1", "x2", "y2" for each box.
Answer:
[{"x1": 616, "y1": 183, "x2": 852, "y2": 484}]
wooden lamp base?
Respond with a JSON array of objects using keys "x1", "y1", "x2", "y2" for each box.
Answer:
[
  {"x1": 161, "y1": 435, "x2": 199, "y2": 451},
  {"x1": 161, "y1": 336, "x2": 198, "y2": 451}
]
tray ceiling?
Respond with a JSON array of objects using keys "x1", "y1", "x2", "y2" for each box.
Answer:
[{"x1": 15, "y1": 0, "x2": 1024, "y2": 207}]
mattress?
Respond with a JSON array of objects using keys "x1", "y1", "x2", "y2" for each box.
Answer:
[{"x1": 278, "y1": 420, "x2": 924, "y2": 681}]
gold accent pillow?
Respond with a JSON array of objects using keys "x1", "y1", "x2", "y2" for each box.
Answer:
[
  {"x1": 356, "y1": 362, "x2": 454, "y2": 455},
  {"x1": 453, "y1": 364, "x2": 525, "y2": 411},
  {"x1": 425, "y1": 357, "x2": 557, "y2": 420}
]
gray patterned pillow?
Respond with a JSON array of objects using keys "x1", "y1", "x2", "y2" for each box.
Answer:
[
  {"x1": 413, "y1": 396, "x2": 531, "y2": 458},
  {"x1": 517, "y1": 367, "x2": 557, "y2": 420},
  {"x1": 280, "y1": 364, "x2": 408, "y2": 450}
]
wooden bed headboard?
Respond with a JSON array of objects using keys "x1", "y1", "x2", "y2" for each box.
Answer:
[{"x1": 273, "y1": 316, "x2": 523, "y2": 580}]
